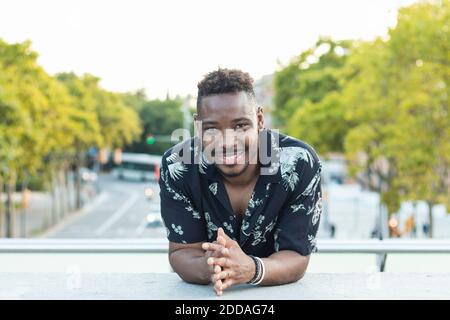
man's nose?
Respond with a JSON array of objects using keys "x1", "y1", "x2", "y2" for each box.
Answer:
[
  {"x1": 222, "y1": 130, "x2": 238, "y2": 149},
  {"x1": 222, "y1": 145, "x2": 237, "y2": 154}
]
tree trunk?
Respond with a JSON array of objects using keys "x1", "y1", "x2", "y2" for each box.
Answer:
[
  {"x1": 74, "y1": 153, "x2": 82, "y2": 210},
  {"x1": 378, "y1": 198, "x2": 383, "y2": 240},
  {"x1": 427, "y1": 201, "x2": 434, "y2": 238},
  {"x1": 50, "y1": 170, "x2": 58, "y2": 226},
  {"x1": 412, "y1": 201, "x2": 418, "y2": 238},
  {"x1": 0, "y1": 178, "x2": 4, "y2": 237},
  {"x1": 59, "y1": 169, "x2": 66, "y2": 218},
  {"x1": 5, "y1": 174, "x2": 16, "y2": 238},
  {"x1": 20, "y1": 173, "x2": 29, "y2": 238},
  {"x1": 65, "y1": 169, "x2": 74, "y2": 212}
]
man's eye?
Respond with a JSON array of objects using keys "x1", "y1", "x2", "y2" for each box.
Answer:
[
  {"x1": 204, "y1": 128, "x2": 219, "y2": 135},
  {"x1": 235, "y1": 123, "x2": 248, "y2": 130}
]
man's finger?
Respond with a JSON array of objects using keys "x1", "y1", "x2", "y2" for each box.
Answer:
[
  {"x1": 214, "y1": 269, "x2": 234, "y2": 281},
  {"x1": 217, "y1": 234, "x2": 227, "y2": 246},
  {"x1": 203, "y1": 241, "x2": 219, "y2": 255},
  {"x1": 214, "y1": 279, "x2": 223, "y2": 296},
  {"x1": 202, "y1": 242, "x2": 225, "y2": 252},
  {"x1": 221, "y1": 278, "x2": 234, "y2": 291},
  {"x1": 209, "y1": 263, "x2": 221, "y2": 278},
  {"x1": 218, "y1": 227, "x2": 228, "y2": 240},
  {"x1": 207, "y1": 257, "x2": 229, "y2": 267},
  {"x1": 214, "y1": 279, "x2": 223, "y2": 291},
  {"x1": 205, "y1": 249, "x2": 224, "y2": 261},
  {"x1": 217, "y1": 235, "x2": 227, "y2": 246},
  {"x1": 217, "y1": 228, "x2": 234, "y2": 248},
  {"x1": 215, "y1": 286, "x2": 223, "y2": 296},
  {"x1": 221, "y1": 247, "x2": 230, "y2": 256},
  {"x1": 208, "y1": 240, "x2": 230, "y2": 257}
]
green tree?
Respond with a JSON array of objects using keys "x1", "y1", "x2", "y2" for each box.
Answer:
[
  {"x1": 274, "y1": 37, "x2": 353, "y2": 128},
  {"x1": 56, "y1": 73, "x2": 103, "y2": 210},
  {"x1": 1, "y1": 40, "x2": 142, "y2": 236},
  {"x1": 383, "y1": 0, "x2": 450, "y2": 236},
  {"x1": 124, "y1": 93, "x2": 184, "y2": 155},
  {"x1": 57, "y1": 72, "x2": 141, "y2": 209},
  {"x1": 274, "y1": 1, "x2": 450, "y2": 239},
  {"x1": 343, "y1": 0, "x2": 450, "y2": 237},
  {"x1": 0, "y1": 40, "x2": 76, "y2": 235}
]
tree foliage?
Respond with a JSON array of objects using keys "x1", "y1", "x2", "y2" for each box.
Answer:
[{"x1": 274, "y1": 0, "x2": 450, "y2": 235}]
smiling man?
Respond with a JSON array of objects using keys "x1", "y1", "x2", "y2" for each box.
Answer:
[{"x1": 159, "y1": 68, "x2": 322, "y2": 295}]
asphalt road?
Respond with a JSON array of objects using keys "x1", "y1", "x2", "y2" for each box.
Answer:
[
  {"x1": 47, "y1": 173, "x2": 166, "y2": 239},
  {"x1": 44, "y1": 173, "x2": 448, "y2": 240}
]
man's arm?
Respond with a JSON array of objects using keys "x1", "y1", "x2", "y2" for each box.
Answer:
[
  {"x1": 169, "y1": 241, "x2": 220, "y2": 285},
  {"x1": 159, "y1": 150, "x2": 215, "y2": 285},
  {"x1": 259, "y1": 250, "x2": 310, "y2": 285}
]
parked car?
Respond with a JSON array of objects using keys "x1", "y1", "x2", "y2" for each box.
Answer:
[
  {"x1": 146, "y1": 213, "x2": 163, "y2": 228},
  {"x1": 79, "y1": 167, "x2": 98, "y2": 183}
]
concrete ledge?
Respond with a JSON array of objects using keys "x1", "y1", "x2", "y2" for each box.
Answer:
[
  {"x1": 1, "y1": 272, "x2": 449, "y2": 299},
  {"x1": 2, "y1": 239, "x2": 450, "y2": 253}
]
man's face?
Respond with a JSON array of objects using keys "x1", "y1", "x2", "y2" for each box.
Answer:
[{"x1": 196, "y1": 92, "x2": 264, "y2": 178}]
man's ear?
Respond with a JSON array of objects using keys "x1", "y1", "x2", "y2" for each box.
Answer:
[
  {"x1": 257, "y1": 106, "x2": 264, "y2": 130},
  {"x1": 193, "y1": 113, "x2": 202, "y2": 138}
]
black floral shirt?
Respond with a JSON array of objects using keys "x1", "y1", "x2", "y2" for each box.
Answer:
[{"x1": 159, "y1": 130, "x2": 322, "y2": 257}]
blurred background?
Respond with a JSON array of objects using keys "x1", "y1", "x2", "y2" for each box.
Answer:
[{"x1": 0, "y1": 0, "x2": 449, "y2": 273}]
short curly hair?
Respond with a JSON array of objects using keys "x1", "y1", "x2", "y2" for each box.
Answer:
[{"x1": 196, "y1": 68, "x2": 256, "y2": 110}]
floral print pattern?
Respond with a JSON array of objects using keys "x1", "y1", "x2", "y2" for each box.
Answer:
[{"x1": 159, "y1": 129, "x2": 322, "y2": 256}]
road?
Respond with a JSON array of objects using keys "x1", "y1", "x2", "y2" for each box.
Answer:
[
  {"x1": 44, "y1": 173, "x2": 449, "y2": 240},
  {"x1": 46, "y1": 173, "x2": 165, "y2": 239},
  {"x1": 43, "y1": 174, "x2": 386, "y2": 240}
]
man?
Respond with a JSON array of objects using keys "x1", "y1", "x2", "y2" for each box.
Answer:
[{"x1": 159, "y1": 68, "x2": 322, "y2": 296}]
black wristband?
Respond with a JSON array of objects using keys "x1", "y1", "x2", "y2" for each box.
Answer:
[{"x1": 247, "y1": 255, "x2": 261, "y2": 284}]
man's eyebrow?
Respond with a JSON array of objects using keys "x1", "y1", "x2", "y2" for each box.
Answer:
[
  {"x1": 201, "y1": 120, "x2": 219, "y2": 126},
  {"x1": 231, "y1": 117, "x2": 252, "y2": 123},
  {"x1": 201, "y1": 117, "x2": 252, "y2": 126}
]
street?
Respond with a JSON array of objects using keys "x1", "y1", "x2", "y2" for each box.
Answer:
[
  {"x1": 41, "y1": 171, "x2": 450, "y2": 240},
  {"x1": 45, "y1": 174, "x2": 165, "y2": 239}
]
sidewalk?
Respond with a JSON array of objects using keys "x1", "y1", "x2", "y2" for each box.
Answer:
[
  {"x1": 1, "y1": 181, "x2": 99, "y2": 238},
  {"x1": 12, "y1": 192, "x2": 54, "y2": 237}
]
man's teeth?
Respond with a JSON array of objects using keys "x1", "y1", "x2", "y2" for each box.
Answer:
[
  {"x1": 223, "y1": 152, "x2": 244, "y2": 157},
  {"x1": 222, "y1": 151, "x2": 244, "y2": 164}
]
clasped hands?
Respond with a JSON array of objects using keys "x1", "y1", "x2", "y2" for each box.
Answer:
[{"x1": 201, "y1": 227, "x2": 256, "y2": 296}]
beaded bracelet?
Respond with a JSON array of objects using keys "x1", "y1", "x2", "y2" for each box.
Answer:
[
  {"x1": 247, "y1": 255, "x2": 264, "y2": 285},
  {"x1": 253, "y1": 257, "x2": 265, "y2": 285},
  {"x1": 247, "y1": 255, "x2": 260, "y2": 284}
]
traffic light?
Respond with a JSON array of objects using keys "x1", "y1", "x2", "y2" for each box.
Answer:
[{"x1": 146, "y1": 134, "x2": 156, "y2": 145}]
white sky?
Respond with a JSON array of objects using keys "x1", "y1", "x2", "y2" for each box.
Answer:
[{"x1": 1, "y1": 0, "x2": 417, "y2": 99}]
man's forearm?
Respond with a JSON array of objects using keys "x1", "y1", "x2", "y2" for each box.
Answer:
[
  {"x1": 259, "y1": 250, "x2": 310, "y2": 286},
  {"x1": 169, "y1": 248, "x2": 212, "y2": 284}
]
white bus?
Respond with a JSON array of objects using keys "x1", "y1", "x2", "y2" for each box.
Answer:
[{"x1": 114, "y1": 153, "x2": 161, "y2": 181}]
